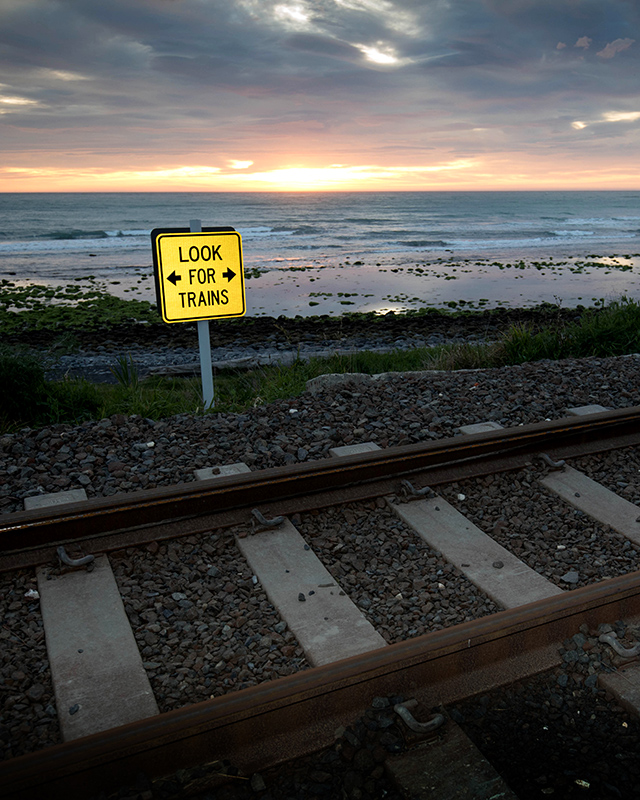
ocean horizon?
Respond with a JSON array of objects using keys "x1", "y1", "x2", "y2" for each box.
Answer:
[{"x1": 1, "y1": 190, "x2": 639, "y2": 317}]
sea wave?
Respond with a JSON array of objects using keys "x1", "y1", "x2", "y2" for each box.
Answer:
[
  {"x1": 34, "y1": 228, "x2": 151, "y2": 240},
  {"x1": 268, "y1": 225, "x2": 325, "y2": 236},
  {"x1": 0, "y1": 235, "x2": 149, "y2": 254},
  {"x1": 398, "y1": 240, "x2": 448, "y2": 248},
  {"x1": 48, "y1": 229, "x2": 110, "y2": 240}
]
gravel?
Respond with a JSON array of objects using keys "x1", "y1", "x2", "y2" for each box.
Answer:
[
  {"x1": 439, "y1": 463, "x2": 640, "y2": 591},
  {"x1": 109, "y1": 533, "x2": 309, "y2": 713},
  {"x1": 0, "y1": 569, "x2": 60, "y2": 761},
  {"x1": 295, "y1": 501, "x2": 498, "y2": 640},
  {"x1": 454, "y1": 620, "x2": 640, "y2": 799},
  {"x1": 44, "y1": 336, "x2": 453, "y2": 384},
  {"x1": 99, "y1": 621, "x2": 640, "y2": 799},
  {"x1": 3, "y1": 349, "x2": 640, "y2": 768},
  {"x1": 3, "y1": 353, "x2": 640, "y2": 515}
]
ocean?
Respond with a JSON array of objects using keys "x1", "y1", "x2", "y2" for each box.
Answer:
[{"x1": 1, "y1": 191, "x2": 639, "y2": 317}]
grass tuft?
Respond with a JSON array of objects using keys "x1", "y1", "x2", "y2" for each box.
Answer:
[{"x1": 2, "y1": 298, "x2": 640, "y2": 431}]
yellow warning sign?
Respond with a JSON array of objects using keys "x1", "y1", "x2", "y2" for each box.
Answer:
[{"x1": 151, "y1": 228, "x2": 245, "y2": 323}]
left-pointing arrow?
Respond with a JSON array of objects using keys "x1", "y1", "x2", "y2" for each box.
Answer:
[{"x1": 167, "y1": 271, "x2": 182, "y2": 286}]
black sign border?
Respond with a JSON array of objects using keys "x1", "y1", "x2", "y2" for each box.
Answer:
[{"x1": 151, "y1": 227, "x2": 245, "y2": 324}]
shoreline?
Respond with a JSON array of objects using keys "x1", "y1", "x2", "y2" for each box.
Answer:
[
  {"x1": 1, "y1": 246, "x2": 639, "y2": 320},
  {"x1": 7, "y1": 303, "x2": 593, "y2": 384},
  {"x1": 4, "y1": 302, "x2": 589, "y2": 351}
]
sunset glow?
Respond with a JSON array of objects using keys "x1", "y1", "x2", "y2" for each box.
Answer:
[{"x1": 1, "y1": 0, "x2": 638, "y2": 192}]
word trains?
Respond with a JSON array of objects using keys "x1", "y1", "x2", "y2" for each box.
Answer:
[{"x1": 179, "y1": 289, "x2": 228, "y2": 308}]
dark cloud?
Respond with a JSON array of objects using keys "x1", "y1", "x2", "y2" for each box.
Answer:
[
  {"x1": 0, "y1": 0, "x2": 638, "y2": 176},
  {"x1": 284, "y1": 33, "x2": 362, "y2": 61}
]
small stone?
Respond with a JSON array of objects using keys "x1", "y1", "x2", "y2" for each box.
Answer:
[
  {"x1": 26, "y1": 684, "x2": 45, "y2": 702},
  {"x1": 561, "y1": 570, "x2": 580, "y2": 584},
  {"x1": 298, "y1": 592, "x2": 306, "y2": 601},
  {"x1": 250, "y1": 773, "x2": 266, "y2": 792},
  {"x1": 353, "y1": 748, "x2": 375, "y2": 771},
  {"x1": 598, "y1": 622, "x2": 613, "y2": 634},
  {"x1": 69, "y1": 704, "x2": 80, "y2": 715},
  {"x1": 492, "y1": 561, "x2": 504, "y2": 569}
]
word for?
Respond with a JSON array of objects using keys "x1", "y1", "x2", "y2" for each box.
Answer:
[
  {"x1": 178, "y1": 289, "x2": 229, "y2": 308},
  {"x1": 188, "y1": 268, "x2": 216, "y2": 284}
]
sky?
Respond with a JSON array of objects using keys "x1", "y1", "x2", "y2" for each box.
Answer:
[{"x1": 0, "y1": 0, "x2": 638, "y2": 192}]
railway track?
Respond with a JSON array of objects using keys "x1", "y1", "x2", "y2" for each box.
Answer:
[{"x1": 2, "y1": 405, "x2": 640, "y2": 798}]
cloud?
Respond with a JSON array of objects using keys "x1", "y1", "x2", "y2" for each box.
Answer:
[
  {"x1": 1, "y1": 0, "x2": 640, "y2": 190},
  {"x1": 572, "y1": 110, "x2": 640, "y2": 129},
  {"x1": 602, "y1": 111, "x2": 640, "y2": 122},
  {"x1": 597, "y1": 38, "x2": 635, "y2": 59},
  {"x1": 356, "y1": 43, "x2": 399, "y2": 65},
  {"x1": 285, "y1": 32, "x2": 362, "y2": 61}
]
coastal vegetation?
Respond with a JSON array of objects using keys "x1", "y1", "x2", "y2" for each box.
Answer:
[
  {"x1": 1, "y1": 295, "x2": 639, "y2": 432},
  {"x1": 0, "y1": 280, "x2": 159, "y2": 333}
]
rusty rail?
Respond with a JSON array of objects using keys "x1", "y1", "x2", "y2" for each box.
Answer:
[
  {"x1": 2, "y1": 407, "x2": 640, "y2": 563},
  {"x1": 2, "y1": 569, "x2": 640, "y2": 799}
]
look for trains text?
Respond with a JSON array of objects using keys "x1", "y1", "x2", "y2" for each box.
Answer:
[{"x1": 171, "y1": 244, "x2": 236, "y2": 309}]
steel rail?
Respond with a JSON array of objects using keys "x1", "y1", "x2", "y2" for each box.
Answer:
[
  {"x1": 2, "y1": 407, "x2": 640, "y2": 564},
  {"x1": 3, "y1": 569, "x2": 640, "y2": 800}
]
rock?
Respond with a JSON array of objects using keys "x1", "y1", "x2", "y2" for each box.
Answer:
[
  {"x1": 25, "y1": 684, "x2": 45, "y2": 702},
  {"x1": 250, "y1": 773, "x2": 266, "y2": 792}
]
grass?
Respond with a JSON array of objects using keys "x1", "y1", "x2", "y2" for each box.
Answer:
[
  {"x1": 2, "y1": 297, "x2": 639, "y2": 432},
  {"x1": 0, "y1": 280, "x2": 158, "y2": 333}
]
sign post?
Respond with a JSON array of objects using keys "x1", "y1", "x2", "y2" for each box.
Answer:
[
  {"x1": 151, "y1": 220, "x2": 246, "y2": 410},
  {"x1": 191, "y1": 219, "x2": 215, "y2": 409}
]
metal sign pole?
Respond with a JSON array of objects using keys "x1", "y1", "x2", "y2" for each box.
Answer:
[{"x1": 190, "y1": 219, "x2": 215, "y2": 410}]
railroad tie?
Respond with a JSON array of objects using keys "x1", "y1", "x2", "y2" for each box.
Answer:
[
  {"x1": 196, "y1": 461, "x2": 387, "y2": 667},
  {"x1": 331, "y1": 441, "x2": 559, "y2": 608},
  {"x1": 23, "y1": 488, "x2": 89, "y2": 511},
  {"x1": 30, "y1": 490, "x2": 159, "y2": 742},
  {"x1": 392, "y1": 497, "x2": 562, "y2": 609},
  {"x1": 541, "y1": 466, "x2": 640, "y2": 547},
  {"x1": 388, "y1": 426, "x2": 561, "y2": 609},
  {"x1": 539, "y1": 401, "x2": 640, "y2": 547},
  {"x1": 390, "y1": 428, "x2": 562, "y2": 608}
]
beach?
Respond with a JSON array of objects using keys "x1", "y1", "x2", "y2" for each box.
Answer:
[{"x1": 1, "y1": 191, "x2": 639, "y2": 317}]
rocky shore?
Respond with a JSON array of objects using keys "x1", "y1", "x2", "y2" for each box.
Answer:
[{"x1": 6, "y1": 304, "x2": 584, "y2": 383}]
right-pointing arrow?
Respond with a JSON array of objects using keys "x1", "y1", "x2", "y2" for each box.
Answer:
[{"x1": 222, "y1": 268, "x2": 236, "y2": 282}]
